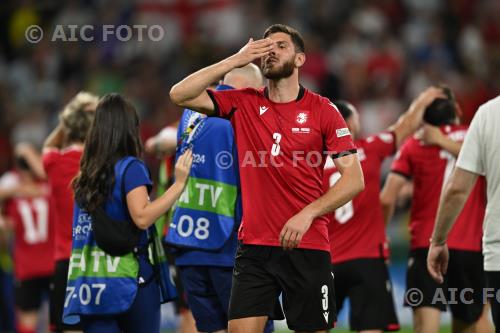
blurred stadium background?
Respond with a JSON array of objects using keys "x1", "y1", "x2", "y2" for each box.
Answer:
[{"x1": 1, "y1": 0, "x2": 499, "y2": 331}]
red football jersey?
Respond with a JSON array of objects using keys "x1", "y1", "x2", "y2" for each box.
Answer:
[
  {"x1": 208, "y1": 86, "x2": 356, "y2": 251},
  {"x1": 324, "y1": 132, "x2": 395, "y2": 263},
  {"x1": 42, "y1": 146, "x2": 82, "y2": 261},
  {"x1": 2, "y1": 173, "x2": 54, "y2": 280},
  {"x1": 391, "y1": 125, "x2": 485, "y2": 251}
]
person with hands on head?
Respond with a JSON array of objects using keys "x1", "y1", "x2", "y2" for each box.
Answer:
[
  {"x1": 323, "y1": 86, "x2": 444, "y2": 333},
  {"x1": 427, "y1": 96, "x2": 500, "y2": 330},
  {"x1": 381, "y1": 86, "x2": 492, "y2": 333},
  {"x1": 0, "y1": 143, "x2": 54, "y2": 333},
  {"x1": 63, "y1": 94, "x2": 192, "y2": 333},
  {"x1": 42, "y1": 91, "x2": 98, "y2": 333},
  {"x1": 171, "y1": 24, "x2": 364, "y2": 333}
]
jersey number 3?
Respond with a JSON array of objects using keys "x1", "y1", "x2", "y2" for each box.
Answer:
[{"x1": 271, "y1": 133, "x2": 281, "y2": 156}]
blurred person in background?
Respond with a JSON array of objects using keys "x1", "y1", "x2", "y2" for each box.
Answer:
[
  {"x1": 427, "y1": 95, "x2": 500, "y2": 330},
  {"x1": 0, "y1": 143, "x2": 54, "y2": 333},
  {"x1": 64, "y1": 94, "x2": 192, "y2": 333},
  {"x1": 380, "y1": 86, "x2": 493, "y2": 333},
  {"x1": 42, "y1": 92, "x2": 98, "y2": 333},
  {"x1": 166, "y1": 64, "x2": 274, "y2": 333},
  {"x1": 324, "y1": 87, "x2": 444, "y2": 333},
  {"x1": 0, "y1": 211, "x2": 15, "y2": 333}
]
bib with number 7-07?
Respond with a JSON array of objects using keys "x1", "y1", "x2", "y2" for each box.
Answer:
[{"x1": 62, "y1": 207, "x2": 139, "y2": 324}]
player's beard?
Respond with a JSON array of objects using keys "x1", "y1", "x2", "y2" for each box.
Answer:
[{"x1": 262, "y1": 56, "x2": 295, "y2": 80}]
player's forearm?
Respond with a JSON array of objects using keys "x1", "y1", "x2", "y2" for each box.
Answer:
[
  {"x1": 430, "y1": 195, "x2": 464, "y2": 245},
  {"x1": 380, "y1": 185, "x2": 398, "y2": 227},
  {"x1": 16, "y1": 144, "x2": 46, "y2": 179},
  {"x1": 43, "y1": 123, "x2": 65, "y2": 149},
  {"x1": 381, "y1": 199, "x2": 396, "y2": 227},
  {"x1": 170, "y1": 57, "x2": 238, "y2": 107},
  {"x1": 0, "y1": 187, "x2": 15, "y2": 201},
  {"x1": 131, "y1": 182, "x2": 185, "y2": 229},
  {"x1": 431, "y1": 168, "x2": 476, "y2": 244},
  {"x1": 305, "y1": 169, "x2": 364, "y2": 219},
  {"x1": 436, "y1": 137, "x2": 462, "y2": 158},
  {"x1": 391, "y1": 107, "x2": 423, "y2": 148},
  {"x1": 380, "y1": 173, "x2": 407, "y2": 226}
]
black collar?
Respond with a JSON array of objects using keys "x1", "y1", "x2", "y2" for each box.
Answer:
[{"x1": 264, "y1": 84, "x2": 305, "y2": 102}]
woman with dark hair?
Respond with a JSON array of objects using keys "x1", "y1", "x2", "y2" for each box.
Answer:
[{"x1": 63, "y1": 93, "x2": 192, "y2": 333}]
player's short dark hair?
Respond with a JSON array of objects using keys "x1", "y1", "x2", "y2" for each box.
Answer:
[
  {"x1": 263, "y1": 24, "x2": 305, "y2": 53},
  {"x1": 333, "y1": 100, "x2": 356, "y2": 121},
  {"x1": 423, "y1": 85, "x2": 457, "y2": 126}
]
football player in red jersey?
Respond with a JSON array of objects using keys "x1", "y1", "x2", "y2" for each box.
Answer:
[
  {"x1": 170, "y1": 24, "x2": 364, "y2": 333},
  {"x1": 42, "y1": 92, "x2": 97, "y2": 332},
  {"x1": 0, "y1": 143, "x2": 54, "y2": 333},
  {"x1": 381, "y1": 87, "x2": 493, "y2": 333},
  {"x1": 324, "y1": 87, "x2": 444, "y2": 333}
]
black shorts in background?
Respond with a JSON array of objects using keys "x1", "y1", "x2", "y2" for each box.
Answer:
[
  {"x1": 333, "y1": 258, "x2": 400, "y2": 331},
  {"x1": 49, "y1": 259, "x2": 83, "y2": 332},
  {"x1": 15, "y1": 276, "x2": 51, "y2": 311},
  {"x1": 228, "y1": 243, "x2": 336, "y2": 331},
  {"x1": 486, "y1": 271, "x2": 500, "y2": 328},
  {"x1": 406, "y1": 248, "x2": 485, "y2": 324}
]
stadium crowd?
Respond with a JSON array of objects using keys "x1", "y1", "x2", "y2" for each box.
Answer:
[{"x1": 1, "y1": 0, "x2": 499, "y2": 171}]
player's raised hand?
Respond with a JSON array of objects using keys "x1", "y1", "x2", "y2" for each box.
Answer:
[
  {"x1": 408, "y1": 87, "x2": 447, "y2": 121},
  {"x1": 279, "y1": 211, "x2": 314, "y2": 250},
  {"x1": 230, "y1": 38, "x2": 274, "y2": 68},
  {"x1": 174, "y1": 149, "x2": 193, "y2": 186},
  {"x1": 419, "y1": 124, "x2": 445, "y2": 146},
  {"x1": 427, "y1": 242, "x2": 449, "y2": 284}
]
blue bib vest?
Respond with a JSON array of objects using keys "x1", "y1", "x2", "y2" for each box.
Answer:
[
  {"x1": 63, "y1": 157, "x2": 176, "y2": 324},
  {"x1": 165, "y1": 102, "x2": 240, "y2": 251}
]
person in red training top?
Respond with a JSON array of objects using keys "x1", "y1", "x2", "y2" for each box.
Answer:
[
  {"x1": 380, "y1": 86, "x2": 493, "y2": 333},
  {"x1": 170, "y1": 24, "x2": 364, "y2": 332},
  {"x1": 0, "y1": 143, "x2": 54, "y2": 333},
  {"x1": 324, "y1": 87, "x2": 445, "y2": 333},
  {"x1": 42, "y1": 92, "x2": 97, "y2": 332}
]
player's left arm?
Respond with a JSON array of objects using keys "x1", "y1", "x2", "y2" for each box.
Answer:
[
  {"x1": 380, "y1": 172, "x2": 408, "y2": 227},
  {"x1": 280, "y1": 153, "x2": 364, "y2": 250},
  {"x1": 390, "y1": 87, "x2": 446, "y2": 148}
]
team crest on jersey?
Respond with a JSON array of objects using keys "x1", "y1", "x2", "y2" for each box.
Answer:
[{"x1": 295, "y1": 111, "x2": 309, "y2": 125}]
